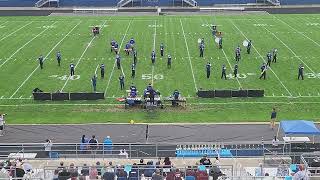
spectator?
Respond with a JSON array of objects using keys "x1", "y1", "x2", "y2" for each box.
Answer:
[
  {"x1": 272, "y1": 136, "x2": 279, "y2": 147},
  {"x1": 186, "y1": 166, "x2": 196, "y2": 177},
  {"x1": 255, "y1": 163, "x2": 264, "y2": 176},
  {"x1": 144, "y1": 161, "x2": 155, "y2": 177},
  {"x1": 163, "y1": 157, "x2": 172, "y2": 167},
  {"x1": 80, "y1": 135, "x2": 89, "y2": 153},
  {"x1": 58, "y1": 168, "x2": 71, "y2": 180},
  {"x1": 152, "y1": 169, "x2": 163, "y2": 180},
  {"x1": 276, "y1": 161, "x2": 289, "y2": 176},
  {"x1": 89, "y1": 165, "x2": 98, "y2": 179},
  {"x1": 174, "y1": 169, "x2": 182, "y2": 180},
  {"x1": 293, "y1": 165, "x2": 309, "y2": 180},
  {"x1": 0, "y1": 113, "x2": 5, "y2": 136},
  {"x1": 138, "y1": 159, "x2": 146, "y2": 176},
  {"x1": 96, "y1": 161, "x2": 102, "y2": 176},
  {"x1": 200, "y1": 154, "x2": 212, "y2": 166},
  {"x1": 102, "y1": 165, "x2": 115, "y2": 180},
  {"x1": 270, "y1": 107, "x2": 277, "y2": 130},
  {"x1": 196, "y1": 168, "x2": 209, "y2": 180},
  {"x1": 129, "y1": 163, "x2": 139, "y2": 178},
  {"x1": 69, "y1": 163, "x2": 78, "y2": 180},
  {"x1": 81, "y1": 163, "x2": 90, "y2": 176},
  {"x1": 57, "y1": 161, "x2": 64, "y2": 171},
  {"x1": 210, "y1": 166, "x2": 223, "y2": 180},
  {"x1": 52, "y1": 169, "x2": 59, "y2": 180},
  {"x1": 116, "y1": 166, "x2": 128, "y2": 179},
  {"x1": 214, "y1": 157, "x2": 220, "y2": 167},
  {"x1": 119, "y1": 149, "x2": 128, "y2": 159},
  {"x1": 0, "y1": 163, "x2": 9, "y2": 179},
  {"x1": 44, "y1": 139, "x2": 52, "y2": 158},
  {"x1": 103, "y1": 136, "x2": 113, "y2": 154},
  {"x1": 89, "y1": 135, "x2": 99, "y2": 154}
]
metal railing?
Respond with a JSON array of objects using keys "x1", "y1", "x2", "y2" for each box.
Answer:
[
  {"x1": 117, "y1": 0, "x2": 132, "y2": 7},
  {"x1": 183, "y1": 0, "x2": 197, "y2": 7},
  {"x1": 0, "y1": 141, "x2": 319, "y2": 160}
]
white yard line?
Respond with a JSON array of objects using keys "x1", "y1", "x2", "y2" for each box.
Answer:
[
  {"x1": 203, "y1": 18, "x2": 242, "y2": 89},
  {"x1": 179, "y1": 19, "x2": 198, "y2": 92},
  {"x1": 94, "y1": 64, "x2": 99, "y2": 75},
  {"x1": 230, "y1": 20, "x2": 293, "y2": 97},
  {"x1": 0, "y1": 21, "x2": 32, "y2": 42},
  {"x1": 152, "y1": 20, "x2": 157, "y2": 85},
  {"x1": 271, "y1": 16, "x2": 320, "y2": 48},
  {"x1": 60, "y1": 20, "x2": 107, "y2": 91},
  {"x1": 10, "y1": 21, "x2": 82, "y2": 98},
  {"x1": 222, "y1": 49, "x2": 243, "y2": 89},
  {"x1": 0, "y1": 21, "x2": 56, "y2": 68},
  {"x1": 1, "y1": 101, "x2": 320, "y2": 107},
  {"x1": 104, "y1": 20, "x2": 132, "y2": 95},
  {"x1": 252, "y1": 19, "x2": 315, "y2": 74}
]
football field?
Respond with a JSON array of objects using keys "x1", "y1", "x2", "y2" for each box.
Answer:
[{"x1": 0, "y1": 14, "x2": 320, "y2": 124}]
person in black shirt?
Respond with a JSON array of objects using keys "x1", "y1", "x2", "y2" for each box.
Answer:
[
  {"x1": 234, "y1": 64, "x2": 238, "y2": 78},
  {"x1": 259, "y1": 63, "x2": 267, "y2": 80},
  {"x1": 38, "y1": 55, "x2": 44, "y2": 69},
  {"x1": 206, "y1": 62, "x2": 211, "y2": 79},
  {"x1": 272, "y1": 48, "x2": 277, "y2": 63},
  {"x1": 88, "y1": 135, "x2": 98, "y2": 154},
  {"x1": 218, "y1": 37, "x2": 222, "y2": 49},
  {"x1": 100, "y1": 64, "x2": 105, "y2": 79},
  {"x1": 298, "y1": 64, "x2": 304, "y2": 80},
  {"x1": 270, "y1": 107, "x2": 277, "y2": 130},
  {"x1": 221, "y1": 64, "x2": 227, "y2": 80},
  {"x1": 247, "y1": 40, "x2": 252, "y2": 54},
  {"x1": 200, "y1": 154, "x2": 212, "y2": 166},
  {"x1": 133, "y1": 49, "x2": 137, "y2": 65},
  {"x1": 167, "y1": 54, "x2": 172, "y2": 69},
  {"x1": 70, "y1": 63, "x2": 75, "y2": 76},
  {"x1": 119, "y1": 75, "x2": 125, "y2": 90}
]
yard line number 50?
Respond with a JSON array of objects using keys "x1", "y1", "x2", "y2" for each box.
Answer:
[{"x1": 142, "y1": 74, "x2": 164, "y2": 80}]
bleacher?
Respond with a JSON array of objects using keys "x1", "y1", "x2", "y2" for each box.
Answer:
[{"x1": 1, "y1": 0, "x2": 319, "y2": 7}]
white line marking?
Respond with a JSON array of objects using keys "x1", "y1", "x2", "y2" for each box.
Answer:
[
  {"x1": 94, "y1": 64, "x2": 99, "y2": 75},
  {"x1": 230, "y1": 20, "x2": 293, "y2": 97},
  {"x1": 0, "y1": 22, "x2": 56, "y2": 68},
  {"x1": 152, "y1": 20, "x2": 157, "y2": 85},
  {"x1": 104, "y1": 20, "x2": 132, "y2": 94},
  {"x1": 203, "y1": 18, "x2": 242, "y2": 89},
  {"x1": 0, "y1": 96, "x2": 3, "y2": 99},
  {"x1": 61, "y1": 20, "x2": 107, "y2": 91},
  {"x1": 1, "y1": 101, "x2": 320, "y2": 107},
  {"x1": 252, "y1": 19, "x2": 315, "y2": 74},
  {"x1": 272, "y1": 16, "x2": 320, "y2": 48},
  {"x1": 179, "y1": 19, "x2": 198, "y2": 92},
  {"x1": 10, "y1": 21, "x2": 81, "y2": 98},
  {"x1": 0, "y1": 21, "x2": 32, "y2": 42}
]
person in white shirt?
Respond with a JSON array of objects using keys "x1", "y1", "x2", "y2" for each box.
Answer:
[
  {"x1": 0, "y1": 114, "x2": 5, "y2": 136},
  {"x1": 293, "y1": 165, "x2": 309, "y2": 180},
  {"x1": 44, "y1": 139, "x2": 52, "y2": 157}
]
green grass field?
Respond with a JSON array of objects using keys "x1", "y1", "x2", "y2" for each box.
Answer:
[{"x1": 1, "y1": 14, "x2": 320, "y2": 124}]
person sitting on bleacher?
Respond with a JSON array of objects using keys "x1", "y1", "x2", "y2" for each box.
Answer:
[
  {"x1": 172, "y1": 90, "x2": 180, "y2": 106},
  {"x1": 144, "y1": 161, "x2": 155, "y2": 178},
  {"x1": 196, "y1": 168, "x2": 209, "y2": 180},
  {"x1": 166, "y1": 168, "x2": 183, "y2": 180},
  {"x1": 129, "y1": 163, "x2": 139, "y2": 178},
  {"x1": 116, "y1": 166, "x2": 128, "y2": 179},
  {"x1": 200, "y1": 154, "x2": 212, "y2": 166}
]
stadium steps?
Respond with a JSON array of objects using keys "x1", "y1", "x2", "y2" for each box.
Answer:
[{"x1": 35, "y1": 0, "x2": 59, "y2": 7}]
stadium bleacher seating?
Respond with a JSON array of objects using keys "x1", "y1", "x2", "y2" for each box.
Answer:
[{"x1": 1, "y1": 0, "x2": 320, "y2": 7}]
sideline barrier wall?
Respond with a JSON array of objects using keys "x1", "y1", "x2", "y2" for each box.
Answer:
[
  {"x1": 197, "y1": 89, "x2": 264, "y2": 98},
  {"x1": 33, "y1": 92, "x2": 105, "y2": 100}
]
